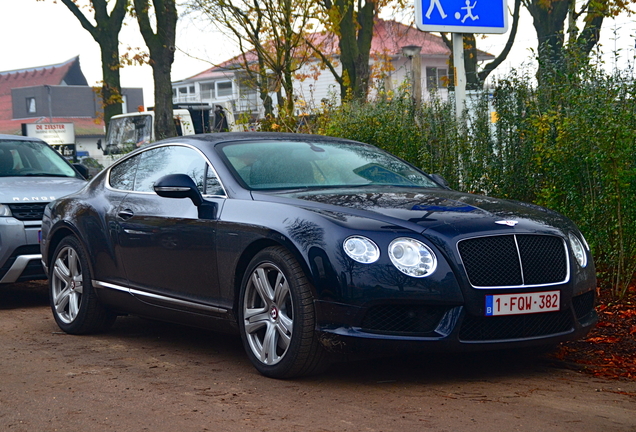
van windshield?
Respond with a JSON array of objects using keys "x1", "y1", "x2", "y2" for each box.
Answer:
[{"x1": 105, "y1": 115, "x2": 153, "y2": 150}]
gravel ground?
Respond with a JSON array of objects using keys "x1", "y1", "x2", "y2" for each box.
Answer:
[{"x1": 1, "y1": 281, "x2": 635, "y2": 432}]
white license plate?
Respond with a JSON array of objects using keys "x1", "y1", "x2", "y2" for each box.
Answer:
[{"x1": 485, "y1": 291, "x2": 560, "y2": 316}]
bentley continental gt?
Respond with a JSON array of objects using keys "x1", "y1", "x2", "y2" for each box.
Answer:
[{"x1": 40, "y1": 133, "x2": 597, "y2": 378}]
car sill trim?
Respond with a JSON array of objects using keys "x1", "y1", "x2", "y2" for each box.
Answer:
[{"x1": 93, "y1": 280, "x2": 228, "y2": 314}]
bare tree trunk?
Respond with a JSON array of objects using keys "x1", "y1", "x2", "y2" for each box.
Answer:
[
  {"x1": 60, "y1": 0, "x2": 127, "y2": 129},
  {"x1": 134, "y1": 0, "x2": 178, "y2": 140}
]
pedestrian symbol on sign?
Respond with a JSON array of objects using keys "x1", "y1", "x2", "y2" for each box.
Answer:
[
  {"x1": 425, "y1": 0, "x2": 447, "y2": 19},
  {"x1": 455, "y1": 0, "x2": 479, "y2": 22},
  {"x1": 416, "y1": 0, "x2": 507, "y2": 34}
]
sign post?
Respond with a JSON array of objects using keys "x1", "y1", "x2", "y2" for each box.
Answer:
[
  {"x1": 452, "y1": 34, "x2": 466, "y2": 117},
  {"x1": 414, "y1": 0, "x2": 508, "y2": 117}
]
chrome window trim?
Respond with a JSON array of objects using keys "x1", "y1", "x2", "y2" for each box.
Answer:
[{"x1": 105, "y1": 142, "x2": 228, "y2": 198}]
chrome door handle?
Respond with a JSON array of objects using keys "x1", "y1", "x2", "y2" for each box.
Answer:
[{"x1": 117, "y1": 209, "x2": 134, "y2": 220}]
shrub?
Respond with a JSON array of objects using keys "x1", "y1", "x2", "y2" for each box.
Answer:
[{"x1": 316, "y1": 68, "x2": 636, "y2": 300}]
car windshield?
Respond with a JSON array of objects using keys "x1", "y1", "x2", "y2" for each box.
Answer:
[
  {"x1": 219, "y1": 140, "x2": 440, "y2": 190},
  {"x1": 0, "y1": 139, "x2": 79, "y2": 178}
]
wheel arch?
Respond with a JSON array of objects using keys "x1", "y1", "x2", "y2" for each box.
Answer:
[
  {"x1": 45, "y1": 223, "x2": 81, "y2": 271},
  {"x1": 230, "y1": 236, "x2": 316, "y2": 317}
]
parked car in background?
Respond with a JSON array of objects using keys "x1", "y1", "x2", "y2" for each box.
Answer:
[
  {"x1": 0, "y1": 134, "x2": 87, "y2": 284},
  {"x1": 40, "y1": 133, "x2": 597, "y2": 378},
  {"x1": 78, "y1": 156, "x2": 105, "y2": 179}
]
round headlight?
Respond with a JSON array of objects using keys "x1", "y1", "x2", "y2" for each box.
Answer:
[
  {"x1": 568, "y1": 232, "x2": 587, "y2": 268},
  {"x1": 343, "y1": 236, "x2": 380, "y2": 264},
  {"x1": 388, "y1": 238, "x2": 437, "y2": 277}
]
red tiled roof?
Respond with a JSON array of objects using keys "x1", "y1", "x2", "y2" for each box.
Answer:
[
  {"x1": 0, "y1": 57, "x2": 102, "y2": 136},
  {"x1": 0, "y1": 57, "x2": 84, "y2": 122},
  {"x1": 370, "y1": 19, "x2": 450, "y2": 57},
  {"x1": 183, "y1": 20, "x2": 459, "y2": 81}
]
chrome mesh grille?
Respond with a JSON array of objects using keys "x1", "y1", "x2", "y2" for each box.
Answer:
[{"x1": 458, "y1": 234, "x2": 568, "y2": 288}]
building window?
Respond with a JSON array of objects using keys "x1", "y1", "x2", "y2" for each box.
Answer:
[
  {"x1": 200, "y1": 83, "x2": 214, "y2": 99},
  {"x1": 26, "y1": 97, "x2": 36, "y2": 114},
  {"x1": 426, "y1": 67, "x2": 448, "y2": 89},
  {"x1": 177, "y1": 81, "x2": 233, "y2": 102},
  {"x1": 216, "y1": 81, "x2": 233, "y2": 98}
]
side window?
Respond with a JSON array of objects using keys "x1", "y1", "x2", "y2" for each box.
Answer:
[
  {"x1": 205, "y1": 165, "x2": 224, "y2": 196},
  {"x1": 109, "y1": 155, "x2": 140, "y2": 191},
  {"x1": 133, "y1": 145, "x2": 208, "y2": 194}
]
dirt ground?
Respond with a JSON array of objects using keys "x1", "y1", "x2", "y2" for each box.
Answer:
[{"x1": 1, "y1": 281, "x2": 635, "y2": 432}]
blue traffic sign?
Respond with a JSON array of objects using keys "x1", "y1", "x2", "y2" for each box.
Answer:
[{"x1": 415, "y1": 0, "x2": 508, "y2": 34}]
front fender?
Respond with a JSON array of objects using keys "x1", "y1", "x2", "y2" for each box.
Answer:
[{"x1": 216, "y1": 199, "x2": 464, "y2": 309}]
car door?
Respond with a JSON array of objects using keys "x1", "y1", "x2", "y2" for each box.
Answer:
[{"x1": 114, "y1": 144, "x2": 224, "y2": 308}]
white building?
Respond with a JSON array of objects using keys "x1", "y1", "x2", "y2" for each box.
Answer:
[{"x1": 172, "y1": 20, "x2": 494, "y2": 120}]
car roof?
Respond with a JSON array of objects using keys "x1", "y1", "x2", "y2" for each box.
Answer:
[
  {"x1": 160, "y1": 132, "x2": 364, "y2": 147},
  {"x1": 0, "y1": 134, "x2": 47, "y2": 143}
]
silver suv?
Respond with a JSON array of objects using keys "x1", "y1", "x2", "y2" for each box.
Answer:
[{"x1": 0, "y1": 135, "x2": 87, "y2": 284}]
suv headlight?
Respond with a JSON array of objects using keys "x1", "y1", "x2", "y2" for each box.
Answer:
[
  {"x1": 388, "y1": 237, "x2": 437, "y2": 277},
  {"x1": 0, "y1": 204, "x2": 12, "y2": 217},
  {"x1": 568, "y1": 232, "x2": 588, "y2": 268}
]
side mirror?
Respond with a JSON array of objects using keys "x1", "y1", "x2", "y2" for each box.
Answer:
[
  {"x1": 429, "y1": 173, "x2": 451, "y2": 189},
  {"x1": 154, "y1": 174, "x2": 204, "y2": 206},
  {"x1": 72, "y1": 163, "x2": 89, "y2": 180},
  {"x1": 153, "y1": 174, "x2": 218, "y2": 219}
]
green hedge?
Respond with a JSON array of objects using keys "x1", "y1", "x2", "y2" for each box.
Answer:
[{"x1": 316, "y1": 69, "x2": 636, "y2": 300}]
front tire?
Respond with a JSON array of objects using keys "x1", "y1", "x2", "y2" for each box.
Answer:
[
  {"x1": 49, "y1": 236, "x2": 116, "y2": 334},
  {"x1": 238, "y1": 247, "x2": 327, "y2": 378}
]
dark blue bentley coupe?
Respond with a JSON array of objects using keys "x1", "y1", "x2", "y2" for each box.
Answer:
[{"x1": 41, "y1": 133, "x2": 597, "y2": 378}]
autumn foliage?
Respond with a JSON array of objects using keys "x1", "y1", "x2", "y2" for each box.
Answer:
[{"x1": 555, "y1": 286, "x2": 636, "y2": 381}]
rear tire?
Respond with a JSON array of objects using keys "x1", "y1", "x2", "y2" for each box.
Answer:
[
  {"x1": 238, "y1": 246, "x2": 328, "y2": 378},
  {"x1": 49, "y1": 236, "x2": 116, "y2": 334}
]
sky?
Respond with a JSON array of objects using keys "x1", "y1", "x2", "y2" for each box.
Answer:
[{"x1": 1, "y1": 0, "x2": 635, "y2": 107}]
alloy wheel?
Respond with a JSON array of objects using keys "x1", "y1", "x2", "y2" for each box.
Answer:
[
  {"x1": 51, "y1": 245, "x2": 84, "y2": 324},
  {"x1": 242, "y1": 262, "x2": 294, "y2": 365}
]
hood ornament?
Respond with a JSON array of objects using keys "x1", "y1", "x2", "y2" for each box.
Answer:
[{"x1": 495, "y1": 220, "x2": 519, "y2": 227}]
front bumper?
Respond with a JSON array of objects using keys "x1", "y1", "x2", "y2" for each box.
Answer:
[
  {"x1": 0, "y1": 218, "x2": 45, "y2": 284},
  {"x1": 314, "y1": 290, "x2": 597, "y2": 355}
]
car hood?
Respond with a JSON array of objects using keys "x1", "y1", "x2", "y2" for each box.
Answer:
[
  {"x1": 255, "y1": 187, "x2": 575, "y2": 238},
  {"x1": 0, "y1": 177, "x2": 87, "y2": 204}
]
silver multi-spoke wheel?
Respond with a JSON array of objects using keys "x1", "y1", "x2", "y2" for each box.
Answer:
[
  {"x1": 239, "y1": 247, "x2": 328, "y2": 378},
  {"x1": 49, "y1": 236, "x2": 116, "y2": 334},
  {"x1": 51, "y1": 245, "x2": 84, "y2": 324},
  {"x1": 243, "y1": 263, "x2": 294, "y2": 365}
]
